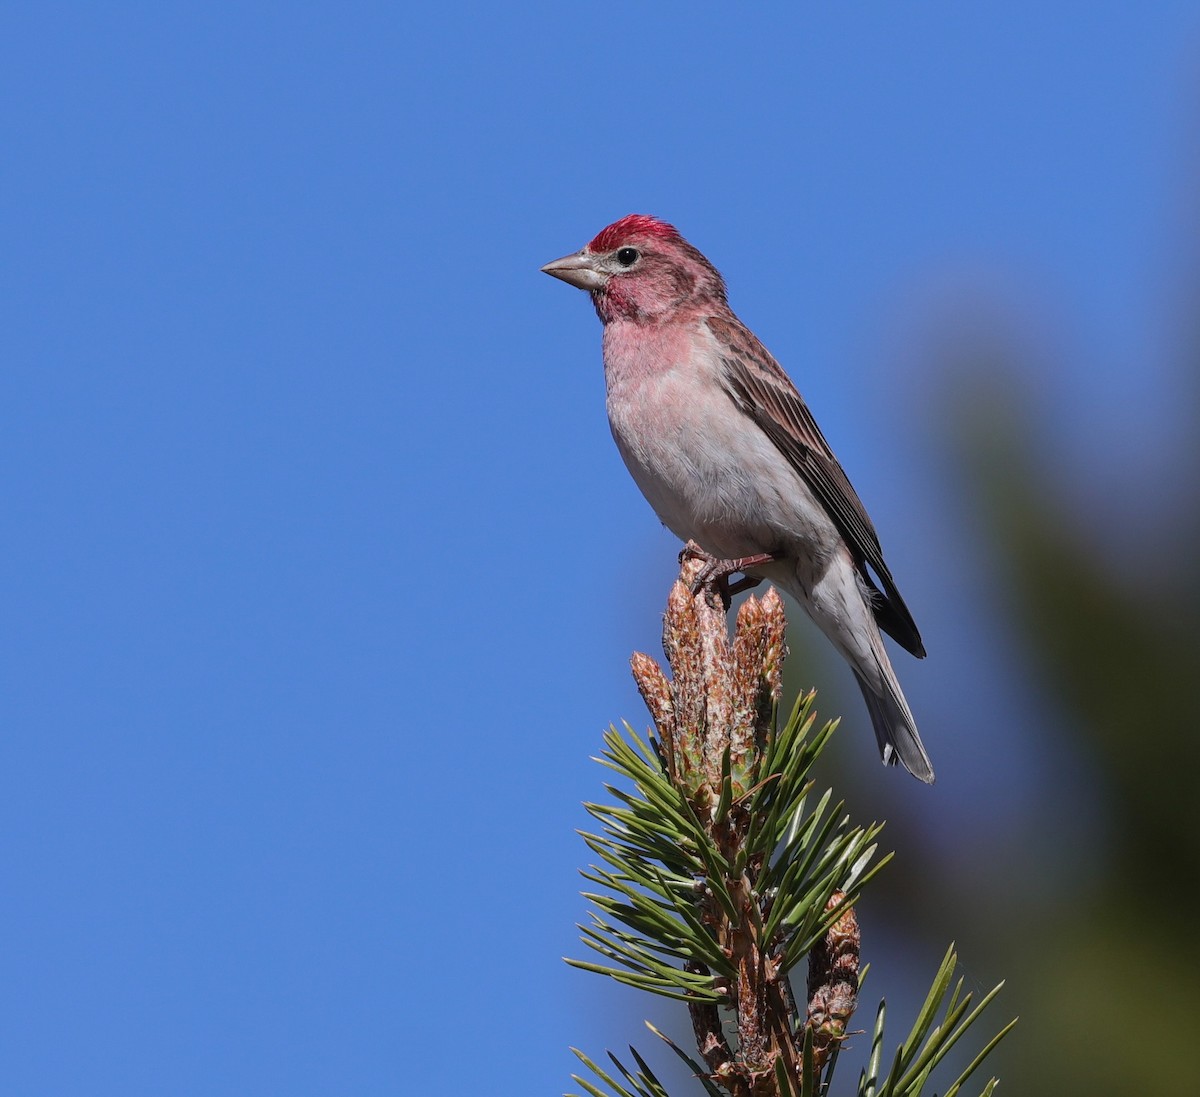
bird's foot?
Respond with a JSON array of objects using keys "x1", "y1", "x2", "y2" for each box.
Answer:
[{"x1": 679, "y1": 542, "x2": 781, "y2": 610}]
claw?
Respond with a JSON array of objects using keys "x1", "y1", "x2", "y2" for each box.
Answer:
[{"x1": 681, "y1": 543, "x2": 781, "y2": 610}]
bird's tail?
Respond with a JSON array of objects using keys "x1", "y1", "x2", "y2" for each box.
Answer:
[{"x1": 853, "y1": 661, "x2": 935, "y2": 784}]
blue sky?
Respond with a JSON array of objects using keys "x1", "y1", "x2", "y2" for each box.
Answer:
[{"x1": 2, "y1": 4, "x2": 1197, "y2": 1094}]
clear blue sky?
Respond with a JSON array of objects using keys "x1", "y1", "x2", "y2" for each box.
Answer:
[{"x1": 1, "y1": 4, "x2": 1195, "y2": 1094}]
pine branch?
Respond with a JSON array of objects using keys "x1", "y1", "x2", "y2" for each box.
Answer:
[{"x1": 567, "y1": 553, "x2": 1014, "y2": 1097}]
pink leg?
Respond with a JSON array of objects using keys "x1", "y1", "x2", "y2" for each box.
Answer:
[{"x1": 679, "y1": 543, "x2": 783, "y2": 606}]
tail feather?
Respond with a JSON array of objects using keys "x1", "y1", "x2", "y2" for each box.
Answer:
[
  {"x1": 853, "y1": 669, "x2": 935, "y2": 784},
  {"x1": 770, "y1": 558, "x2": 934, "y2": 783}
]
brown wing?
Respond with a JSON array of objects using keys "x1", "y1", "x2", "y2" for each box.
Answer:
[{"x1": 707, "y1": 314, "x2": 925, "y2": 658}]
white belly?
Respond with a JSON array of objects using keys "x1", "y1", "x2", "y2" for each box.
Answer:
[{"x1": 605, "y1": 362, "x2": 839, "y2": 568}]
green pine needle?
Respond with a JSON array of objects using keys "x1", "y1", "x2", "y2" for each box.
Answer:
[{"x1": 568, "y1": 711, "x2": 1013, "y2": 1097}]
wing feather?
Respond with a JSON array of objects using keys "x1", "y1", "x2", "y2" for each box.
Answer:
[{"x1": 707, "y1": 314, "x2": 926, "y2": 658}]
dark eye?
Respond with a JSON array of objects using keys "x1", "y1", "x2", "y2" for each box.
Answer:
[{"x1": 616, "y1": 247, "x2": 639, "y2": 267}]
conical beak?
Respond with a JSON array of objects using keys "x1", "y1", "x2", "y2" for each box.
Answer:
[{"x1": 540, "y1": 251, "x2": 607, "y2": 292}]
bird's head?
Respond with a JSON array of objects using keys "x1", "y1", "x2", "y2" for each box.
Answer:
[{"x1": 541, "y1": 214, "x2": 727, "y2": 323}]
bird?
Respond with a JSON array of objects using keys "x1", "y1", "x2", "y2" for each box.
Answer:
[{"x1": 541, "y1": 214, "x2": 935, "y2": 783}]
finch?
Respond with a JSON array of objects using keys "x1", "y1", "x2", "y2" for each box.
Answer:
[{"x1": 542, "y1": 214, "x2": 935, "y2": 783}]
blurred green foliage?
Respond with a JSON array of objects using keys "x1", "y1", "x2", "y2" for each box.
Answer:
[{"x1": 950, "y1": 372, "x2": 1200, "y2": 1096}]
